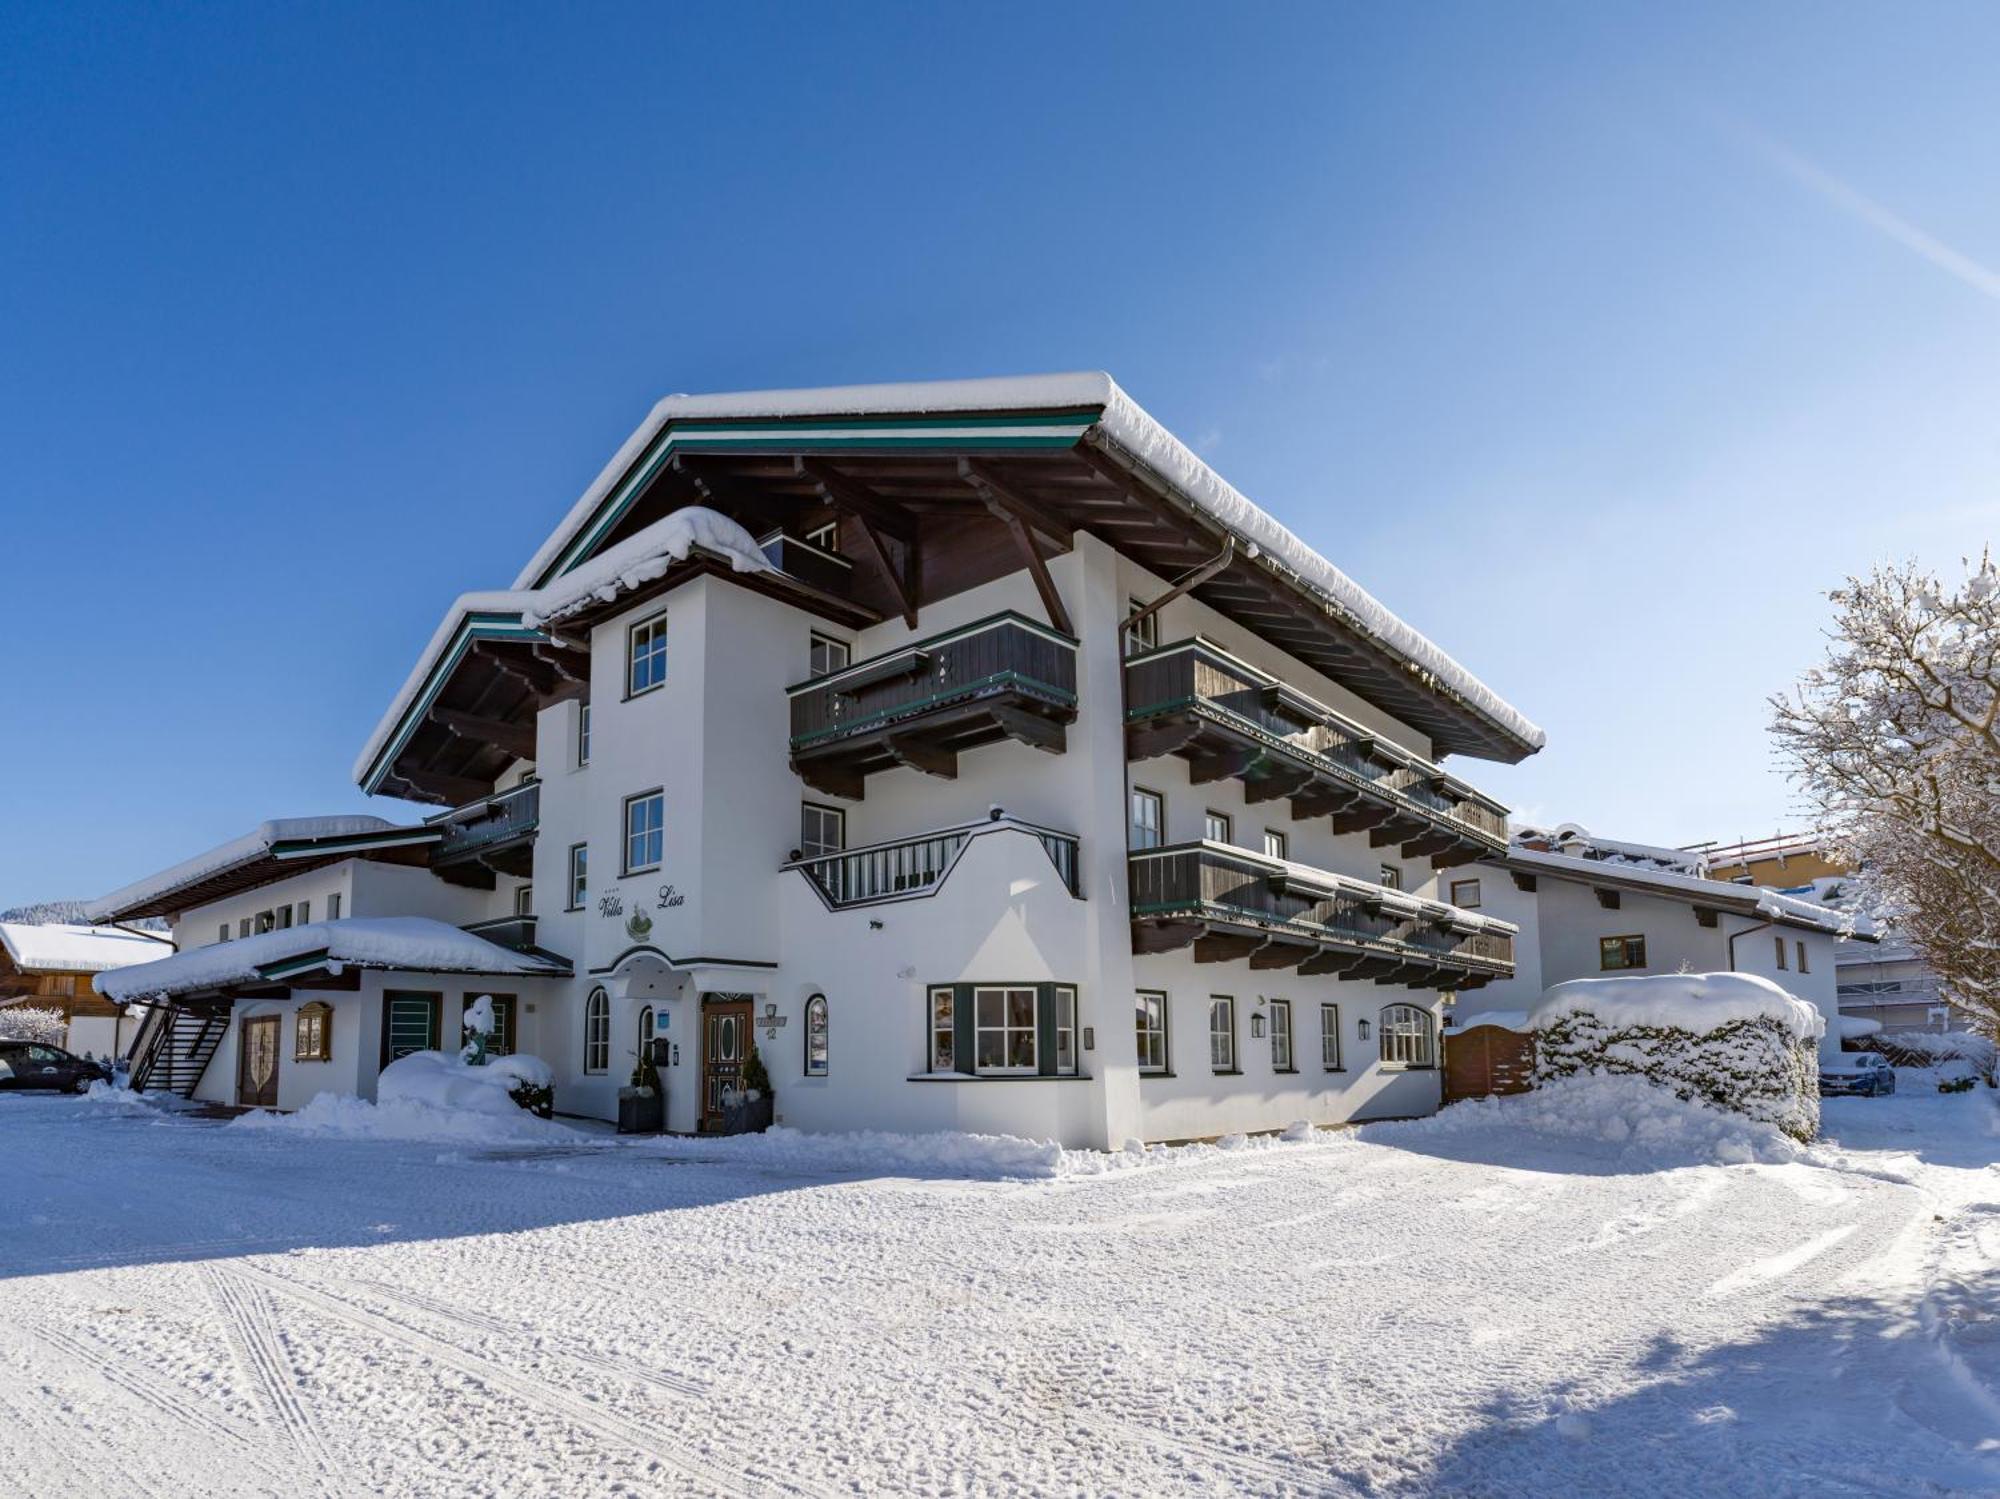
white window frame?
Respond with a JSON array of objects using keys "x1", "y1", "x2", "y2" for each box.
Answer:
[
  {"x1": 805, "y1": 520, "x2": 840, "y2": 553},
  {"x1": 1131, "y1": 788, "x2": 1165, "y2": 851},
  {"x1": 513, "y1": 884, "x2": 533, "y2": 917},
  {"x1": 929, "y1": 987, "x2": 957, "y2": 1073},
  {"x1": 1135, "y1": 991, "x2": 1168, "y2": 1074},
  {"x1": 1123, "y1": 597, "x2": 1158, "y2": 657},
  {"x1": 1204, "y1": 810, "x2": 1232, "y2": 845},
  {"x1": 1262, "y1": 829, "x2": 1288, "y2": 862},
  {"x1": 584, "y1": 988, "x2": 610, "y2": 1074},
  {"x1": 1320, "y1": 1002, "x2": 1342, "y2": 1070},
  {"x1": 973, "y1": 986, "x2": 1039, "y2": 1074},
  {"x1": 1053, "y1": 986, "x2": 1077, "y2": 1077},
  {"x1": 1209, "y1": 995, "x2": 1236, "y2": 1072},
  {"x1": 627, "y1": 612, "x2": 669, "y2": 697},
  {"x1": 801, "y1": 803, "x2": 845, "y2": 860},
  {"x1": 624, "y1": 789, "x2": 664, "y2": 874},
  {"x1": 567, "y1": 843, "x2": 588, "y2": 910},
  {"x1": 1379, "y1": 864, "x2": 1401, "y2": 891},
  {"x1": 1378, "y1": 1003, "x2": 1435, "y2": 1068},
  {"x1": 1270, "y1": 999, "x2": 1293, "y2": 1071},
  {"x1": 577, "y1": 701, "x2": 592, "y2": 766},
  {"x1": 808, "y1": 633, "x2": 851, "y2": 679},
  {"x1": 804, "y1": 994, "x2": 829, "y2": 1076}
]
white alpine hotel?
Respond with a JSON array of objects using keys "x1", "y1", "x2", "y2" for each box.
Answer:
[{"x1": 93, "y1": 373, "x2": 1542, "y2": 1146}]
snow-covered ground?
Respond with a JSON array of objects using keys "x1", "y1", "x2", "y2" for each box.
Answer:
[{"x1": 2, "y1": 1084, "x2": 1996, "y2": 1497}]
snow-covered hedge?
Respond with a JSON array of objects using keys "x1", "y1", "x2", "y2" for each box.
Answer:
[
  {"x1": 1531, "y1": 974, "x2": 1823, "y2": 1142},
  {"x1": 378, "y1": 1049, "x2": 555, "y2": 1118},
  {"x1": 0, "y1": 1005, "x2": 67, "y2": 1046}
]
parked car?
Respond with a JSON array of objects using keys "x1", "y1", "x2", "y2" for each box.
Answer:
[
  {"x1": 0, "y1": 1041, "x2": 112, "y2": 1094},
  {"x1": 1820, "y1": 1051, "x2": 1896, "y2": 1098}
]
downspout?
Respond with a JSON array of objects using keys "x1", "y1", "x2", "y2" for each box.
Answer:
[{"x1": 1725, "y1": 918, "x2": 1772, "y2": 973}]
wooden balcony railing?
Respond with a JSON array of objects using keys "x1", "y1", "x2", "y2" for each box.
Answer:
[
  {"x1": 1125, "y1": 639, "x2": 1510, "y2": 862},
  {"x1": 432, "y1": 781, "x2": 539, "y2": 883},
  {"x1": 787, "y1": 612, "x2": 1079, "y2": 800},
  {"x1": 1128, "y1": 841, "x2": 1515, "y2": 988},
  {"x1": 787, "y1": 816, "x2": 1081, "y2": 910}
]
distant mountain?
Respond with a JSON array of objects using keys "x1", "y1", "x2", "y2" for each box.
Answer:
[{"x1": 0, "y1": 900, "x2": 168, "y2": 932}]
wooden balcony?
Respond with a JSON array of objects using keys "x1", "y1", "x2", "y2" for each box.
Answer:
[
  {"x1": 1125, "y1": 640, "x2": 1509, "y2": 868},
  {"x1": 786, "y1": 815, "x2": 1081, "y2": 910},
  {"x1": 431, "y1": 781, "x2": 539, "y2": 887},
  {"x1": 788, "y1": 612, "x2": 1079, "y2": 801},
  {"x1": 1128, "y1": 841, "x2": 1515, "y2": 989}
]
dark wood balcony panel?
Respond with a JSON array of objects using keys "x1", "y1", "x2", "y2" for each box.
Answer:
[
  {"x1": 432, "y1": 782, "x2": 540, "y2": 887},
  {"x1": 788, "y1": 612, "x2": 1078, "y2": 801},
  {"x1": 1128, "y1": 842, "x2": 1515, "y2": 988},
  {"x1": 1125, "y1": 639, "x2": 1510, "y2": 865}
]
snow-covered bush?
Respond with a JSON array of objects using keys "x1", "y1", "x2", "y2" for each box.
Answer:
[
  {"x1": 378, "y1": 1050, "x2": 555, "y2": 1119},
  {"x1": 1532, "y1": 974, "x2": 1823, "y2": 1142},
  {"x1": 0, "y1": 1005, "x2": 67, "y2": 1046}
]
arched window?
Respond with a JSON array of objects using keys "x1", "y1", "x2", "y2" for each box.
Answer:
[
  {"x1": 1378, "y1": 1004, "x2": 1434, "y2": 1068},
  {"x1": 584, "y1": 988, "x2": 610, "y2": 1074},
  {"x1": 804, "y1": 994, "x2": 829, "y2": 1076},
  {"x1": 638, "y1": 1005, "x2": 656, "y2": 1054}
]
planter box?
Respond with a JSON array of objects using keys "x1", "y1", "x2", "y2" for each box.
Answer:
[
  {"x1": 618, "y1": 1087, "x2": 664, "y2": 1134},
  {"x1": 720, "y1": 1093, "x2": 774, "y2": 1135}
]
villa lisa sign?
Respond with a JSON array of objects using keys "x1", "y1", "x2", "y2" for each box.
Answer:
[{"x1": 601, "y1": 884, "x2": 688, "y2": 926}]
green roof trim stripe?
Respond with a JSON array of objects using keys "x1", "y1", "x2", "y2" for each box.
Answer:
[
  {"x1": 360, "y1": 611, "x2": 547, "y2": 794},
  {"x1": 535, "y1": 406, "x2": 1104, "y2": 587}
]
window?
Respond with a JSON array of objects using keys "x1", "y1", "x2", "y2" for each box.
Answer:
[
  {"x1": 627, "y1": 612, "x2": 669, "y2": 696},
  {"x1": 975, "y1": 987, "x2": 1038, "y2": 1072},
  {"x1": 1449, "y1": 878, "x2": 1482, "y2": 909},
  {"x1": 1262, "y1": 829, "x2": 1288, "y2": 862},
  {"x1": 1379, "y1": 1004, "x2": 1435, "y2": 1067},
  {"x1": 513, "y1": 884, "x2": 533, "y2": 917},
  {"x1": 809, "y1": 633, "x2": 851, "y2": 678},
  {"x1": 1270, "y1": 999, "x2": 1294, "y2": 1070},
  {"x1": 577, "y1": 702, "x2": 592, "y2": 766},
  {"x1": 218, "y1": 923, "x2": 230, "y2": 944},
  {"x1": 466, "y1": 994, "x2": 515, "y2": 1057},
  {"x1": 296, "y1": 900, "x2": 310, "y2": 924},
  {"x1": 801, "y1": 803, "x2": 845, "y2": 860},
  {"x1": 1123, "y1": 597, "x2": 1157, "y2": 657},
  {"x1": 381, "y1": 992, "x2": 440, "y2": 1067},
  {"x1": 1135, "y1": 991, "x2": 1168, "y2": 1074},
  {"x1": 1320, "y1": 1003, "x2": 1342, "y2": 1070},
  {"x1": 930, "y1": 988, "x2": 957, "y2": 1072},
  {"x1": 806, "y1": 520, "x2": 840, "y2": 553},
  {"x1": 638, "y1": 1004, "x2": 655, "y2": 1056},
  {"x1": 327, "y1": 892, "x2": 342, "y2": 921},
  {"x1": 1599, "y1": 934, "x2": 1647, "y2": 971},
  {"x1": 1379, "y1": 864, "x2": 1402, "y2": 891},
  {"x1": 1796, "y1": 940, "x2": 1809, "y2": 974},
  {"x1": 804, "y1": 994, "x2": 829, "y2": 1076},
  {"x1": 275, "y1": 906, "x2": 293, "y2": 930},
  {"x1": 624, "y1": 790, "x2": 664, "y2": 873},
  {"x1": 568, "y1": 843, "x2": 588, "y2": 909},
  {"x1": 239, "y1": 917, "x2": 252, "y2": 938},
  {"x1": 583, "y1": 988, "x2": 610, "y2": 1074},
  {"x1": 1209, "y1": 996, "x2": 1237, "y2": 1072},
  {"x1": 1130, "y1": 788, "x2": 1164, "y2": 850},
  {"x1": 294, "y1": 1002, "x2": 333, "y2": 1062},
  {"x1": 1053, "y1": 986, "x2": 1077, "y2": 1076},
  {"x1": 1204, "y1": 810, "x2": 1232, "y2": 845}
]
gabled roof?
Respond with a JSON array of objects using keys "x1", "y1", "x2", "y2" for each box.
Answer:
[
  {"x1": 96, "y1": 916, "x2": 569, "y2": 1003},
  {"x1": 0, "y1": 922, "x2": 173, "y2": 974},
  {"x1": 1500, "y1": 845, "x2": 1877, "y2": 940},
  {"x1": 87, "y1": 817, "x2": 441, "y2": 923}
]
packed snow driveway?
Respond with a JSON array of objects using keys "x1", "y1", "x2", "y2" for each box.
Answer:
[{"x1": 0, "y1": 1087, "x2": 1995, "y2": 1498}]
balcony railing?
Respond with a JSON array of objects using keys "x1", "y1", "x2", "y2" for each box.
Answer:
[
  {"x1": 1128, "y1": 841, "x2": 1515, "y2": 987},
  {"x1": 1125, "y1": 639, "x2": 1509, "y2": 859},
  {"x1": 787, "y1": 816, "x2": 1081, "y2": 910},
  {"x1": 787, "y1": 612, "x2": 1080, "y2": 800},
  {"x1": 432, "y1": 781, "x2": 540, "y2": 882}
]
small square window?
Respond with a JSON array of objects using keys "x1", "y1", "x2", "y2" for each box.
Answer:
[
  {"x1": 1263, "y1": 829, "x2": 1288, "y2": 862},
  {"x1": 1204, "y1": 811, "x2": 1232, "y2": 845},
  {"x1": 801, "y1": 803, "x2": 845, "y2": 860},
  {"x1": 1599, "y1": 934, "x2": 1647, "y2": 971},
  {"x1": 627, "y1": 613, "x2": 669, "y2": 696},
  {"x1": 809, "y1": 633, "x2": 851, "y2": 679},
  {"x1": 624, "y1": 790, "x2": 665, "y2": 873},
  {"x1": 1449, "y1": 878, "x2": 1481, "y2": 909},
  {"x1": 1379, "y1": 864, "x2": 1402, "y2": 891}
]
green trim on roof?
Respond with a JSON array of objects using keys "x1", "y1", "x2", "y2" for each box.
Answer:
[{"x1": 361, "y1": 610, "x2": 548, "y2": 795}]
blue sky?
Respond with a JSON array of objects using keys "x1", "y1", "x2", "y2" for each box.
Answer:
[{"x1": 5, "y1": 2, "x2": 1999, "y2": 910}]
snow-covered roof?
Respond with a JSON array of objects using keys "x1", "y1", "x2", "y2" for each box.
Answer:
[
  {"x1": 506, "y1": 373, "x2": 1543, "y2": 752},
  {"x1": 1531, "y1": 972, "x2": 1824, "y2": 1041},
  {"x1": 97, "y1": 917, "x2": 568, "y2": 1003},
  {"x1": 87, "y1": 817, "x2": 439, "y2": 923},
  {"x1": 0, "y1": 922, "x2": 173, "y2": 974},
  {"x1": 1502, "y1": 845, "x2": 1876, "y2": 940},
  {"x1": 1512, "y1": 823, "x2": 1707, "y2": 875}
]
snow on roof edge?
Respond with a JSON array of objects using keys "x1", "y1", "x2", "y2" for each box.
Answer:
[
  {"x1": 1502, "y1": 846, "x2": 1877, "y2": 939},
  {"x1": 0, "y1": 922, "x2": 173, "y2": 973},
  {"x1": 87, "y1": 817, "x2": 419, "y2": 923}
]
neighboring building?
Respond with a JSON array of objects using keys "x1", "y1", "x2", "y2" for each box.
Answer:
[
  {"x1": 91, "y1": 372, "x2": 1541, "y2": 1147},
  {"x1": 1694, "y1": 831, "x2": 1846, "y2": 889},
  {"x1": 0, "y1": 921, "x2": 174, "y2": 1057},
  {"x1": 1451, "y1": 825, "x2": 1872, "y2": 1066}
]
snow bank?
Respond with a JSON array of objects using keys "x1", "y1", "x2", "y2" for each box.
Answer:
[
  {"x1": 1380, "y1": 1074, "x2": 1804, "y2": 1165},
  {"x1": 234, "y1": 1088, "x2": 583, "y2": 1146},
  {"x1": 378, "y1": 1050, "x2": 554, "y2": 1116},
  {"x1": 1533, "y1": 974, "x2": 1822, "y2": 1141},
  {"x1": 523, "y1": 507, "x2": 772, "y2": 628}
]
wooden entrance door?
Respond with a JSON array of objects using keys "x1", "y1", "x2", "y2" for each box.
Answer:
[
  {"x1": 237, "y1": 1016, "x2": 281, "y2": 1108},
  {"x1": 701, "y1": 996, "x2": 752, "y2": 1131}
]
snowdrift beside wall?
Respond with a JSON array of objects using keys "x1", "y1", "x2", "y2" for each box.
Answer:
[{"x1": 1531, "y1": 973, "x2": 1824, "y2": 1141}]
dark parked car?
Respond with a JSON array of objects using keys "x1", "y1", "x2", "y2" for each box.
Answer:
[
  {"x1": 1820, "y1": 1051, "x2": 1896, "y2": 1098},
  {"x1": 0, "y1": 1041, "x2": 111, "y2": 1094}
]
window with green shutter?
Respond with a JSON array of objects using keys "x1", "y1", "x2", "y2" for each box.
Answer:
[{"x1": 382, "y1": 991, "x2": 440, "y2": 1067}]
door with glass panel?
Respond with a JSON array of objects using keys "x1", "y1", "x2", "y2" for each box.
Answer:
[
  {"x1": 701, "y1": 994, "x2": 752, "y2": 1130},
  {"x1": 237, "y1": 1015, "x2": 281, "y2": 1108}
]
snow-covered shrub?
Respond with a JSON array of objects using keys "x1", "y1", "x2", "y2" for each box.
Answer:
[
  {"x1": 0, "y1": 1005, "x2": 67, "y2": 1046},
  {"x1": 378, "y1": 1050, "x2": 555, "y2": 1119},
  {"x1": 1532, "y1": 974, "x2": 1823, "y2": 1142}
]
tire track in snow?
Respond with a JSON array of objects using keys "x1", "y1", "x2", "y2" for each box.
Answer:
[
  {"x1": 235, "y1": 1261, "x2": 827, "y2": 1499},
  {"x1": 0, "y1": 1355, "x2": 174, "y2": 1499},
  {"x1": 202, "y1": 1264, "x2": 337, "y2": 1486},
  {"x1": 22, "y1": 1319, "x2": 269, "y2": 1457},
  {"x1": 1063, "y1": 1406, "x2": 1336, "y2": 1496}
]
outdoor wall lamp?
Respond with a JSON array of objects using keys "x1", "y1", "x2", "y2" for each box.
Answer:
[{"x1": 1250, "y1": 1002, "x2": 1267, "y2": 1039}]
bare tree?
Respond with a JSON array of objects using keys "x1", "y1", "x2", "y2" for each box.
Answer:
[{"x1": 1772, "y1": 554, "x2": 2000, "y2": 1031}]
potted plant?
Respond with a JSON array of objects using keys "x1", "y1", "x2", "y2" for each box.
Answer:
[
  {"x1": 724, "y1": 1044, "x2": 775, "y2": 1134},
  {"x1": 618, "y1": 1051, "x2": 665, "y2": 1134}
]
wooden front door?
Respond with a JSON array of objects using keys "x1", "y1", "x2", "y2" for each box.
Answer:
[
  {"x1": 701, "y1": 997, "x2": 752, "y2": 1131},
  {"x1": 237, "y1": 1016, "x2": 281, "y2": 1108}
]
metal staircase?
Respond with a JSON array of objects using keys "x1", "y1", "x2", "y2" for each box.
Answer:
[{"x1": 126, "y1": 1001, "x2": 230, "y2": 1098}]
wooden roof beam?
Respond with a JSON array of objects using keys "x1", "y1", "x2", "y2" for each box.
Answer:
[
  {"x1": 431, "y1": 708, "x2": 536, "y2": 761},
  {"x1": 957, "y1": 459, "x2": 1074, "y2": 549}
]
